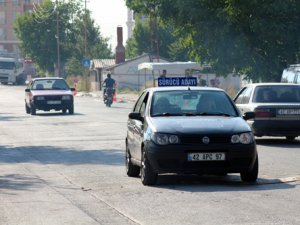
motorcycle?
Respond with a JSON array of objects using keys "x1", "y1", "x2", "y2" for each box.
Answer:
[{"x1": 104, "y1": 87, "x2": 115, "y2": 107}]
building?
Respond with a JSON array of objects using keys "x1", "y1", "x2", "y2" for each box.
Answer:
[
  {"x1": 89, "y1": 26, "x2": 244, "y2": 94},
  {"x1": 0, "y1": 0, "x2": 43, "y2": 55}
]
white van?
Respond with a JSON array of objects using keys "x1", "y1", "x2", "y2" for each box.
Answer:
[{"x1": 281, "y1": 64, "x2": 300, "y2": 84}]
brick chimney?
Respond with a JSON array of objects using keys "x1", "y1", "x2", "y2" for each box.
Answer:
[{"x1": 115, "y1": 26, "x2": 125, "y2": 64}]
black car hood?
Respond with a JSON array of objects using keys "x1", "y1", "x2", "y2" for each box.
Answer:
[{"x1": 148, "y1": 116, "x2": 251, "y2": 135}]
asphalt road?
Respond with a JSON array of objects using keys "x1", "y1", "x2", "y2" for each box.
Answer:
[{"x1": 0, "y1": 84, "x2": 300, "y2": 225}]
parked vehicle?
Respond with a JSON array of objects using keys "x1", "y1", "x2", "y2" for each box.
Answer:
[
  {"x1": 281, "y1": 64, "x2": 300, "y2": 84},
  {"x1": 25, "y1": 77, "x2": 75, "y2": 115},
  {"x1": 0, "y1": 57, "x2": 24, "y2": 85},
  {"x1": 234, "y1": 83, "x2": 300, "y2": 140},
  {"x1": 104, "y1": 87, "x2": 115, "y2": 107},
  {"x1": 126, "y1": 86, "x2": 258, "y2": 185}
]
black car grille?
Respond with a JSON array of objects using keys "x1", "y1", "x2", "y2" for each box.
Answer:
[{"x1": 180, "y1": 135, "x2": 231, "y2": 144}]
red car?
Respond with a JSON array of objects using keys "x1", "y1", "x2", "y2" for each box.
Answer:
[{"x1": 25, "y1": 77, "x2": 75, "y2": 115}]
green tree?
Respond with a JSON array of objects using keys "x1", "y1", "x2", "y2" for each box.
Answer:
[
  {"x1": 127, "y1": 0, "x2": 300, "y2": 81},
  {"x1": 71, "y1": 10, "x2": 113, "y2": 60},
  {"x1": 14, "y1": 0, "x2": 112, "y2": 75},
  {"x1": 126, "y1": 16, "x2": 190, "y2": 61}
]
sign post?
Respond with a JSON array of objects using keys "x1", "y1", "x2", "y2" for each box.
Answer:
[
  {"x1": 82, "y1": 58, "x2": 90, "y2": 91},
  {"x1": 82, "y1": 58, "x2": 90, "y2": 68}
]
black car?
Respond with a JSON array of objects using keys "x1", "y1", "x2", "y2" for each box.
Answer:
[
  {"x1": 126, "y1": 87, "x2": 258, "y2": 185},
  {"x1": 25, "y1": 77, "x2": 75, "y2": 115},
  {"x1": 234, "y1": 83, "x2": 300, "y2": 140}
]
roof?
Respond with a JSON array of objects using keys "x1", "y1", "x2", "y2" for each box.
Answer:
[
  {"x1": 106, "y1": 53, "x2": 171, "y2": 70},
  {"x1": 138, "y1": 62, "x2": 203, "y2": 71},
  {"x1": 91, "y1": 59, "x2": 115, "y2": 69},
  {"x1": 0, "y1": 57, "x2": 16, "y2": 62},
  {"x1": 32, "y1": 77, "x2": 65, "y2": 81}
]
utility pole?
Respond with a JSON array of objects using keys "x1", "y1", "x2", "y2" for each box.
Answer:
[
  {"x1": 56, "y1": 0, "x2": 60, "y2": 77},
  {"x1": 154, "y1": 16, "x2": 159, "y2": 62},
  {"x1": 84, "y1": 0, "x2": 89, "y2": 92},
  {"x1": 84, "y1": 0, "x2": 87, "y2": 56}
]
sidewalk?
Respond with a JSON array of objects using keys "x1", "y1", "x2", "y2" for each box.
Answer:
[{"x1": 75, "y1": 91, "x2": 139, "y2": 103}]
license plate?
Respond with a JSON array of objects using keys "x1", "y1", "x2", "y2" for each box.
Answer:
[
  {"x1": 277, "y1": 109, "x2": 300, "y2": 115},
  {"x1": 188, "y1": 152, "x2": 225, "y2": 161},
  {"x1": 47, "y1": 100, "x2": 61, "y2": 105}
]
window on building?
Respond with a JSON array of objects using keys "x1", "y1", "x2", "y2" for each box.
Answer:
[
  {"x1": 0, "y1": 0, "x2": 6, "y2": 6},
  {"x1": 24, "y1": 0, "x2": 31, "y2": 4},
  {"x1": 0, "y1": 28, "x2": 6, "y2": 41},
  {"x1": 0, "y1": 11, "x2": 6, "y2": 25},
  {"x1": 13, "y1": 0, "x2": 20, "y2": 6}
]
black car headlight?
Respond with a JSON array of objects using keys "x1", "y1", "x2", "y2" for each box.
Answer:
[
  {"x1": 151, "y1": 133, "x2": 180, "y2": 145},
  {"x1": 231, "y1": 133, "x2": 254, "y2": 144}
]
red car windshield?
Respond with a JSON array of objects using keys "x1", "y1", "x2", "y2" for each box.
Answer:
[{"x1": 32, "y1": 79, "x2": 70, "y2": 90}]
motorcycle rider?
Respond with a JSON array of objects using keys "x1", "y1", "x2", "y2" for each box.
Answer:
[{"x1": 103, "y1": 73, "x2": 116, "y2": 101}]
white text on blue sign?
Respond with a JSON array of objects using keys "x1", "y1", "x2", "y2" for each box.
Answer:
[{"x1": 158, "y1": 77, "x2": 197, "y2": 87}]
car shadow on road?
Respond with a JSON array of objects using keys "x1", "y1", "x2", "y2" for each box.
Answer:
[
  {"x1": 0, "y1": 113, "x2": 26, "y2": 121},
  {"x1": 153, "y1": 174, "x2": 297, "y2": 192},
  {"x1": 0, "y1": 145, "x2": 124, "y2": 166},
  {"x1": 0, "y1": 174, "x2": 44, "y2": 192},
  {"x1": 256, "y1": 138, "x2": 300, "y2": 148},
  {"x1": 34, "y1": 112, "x2": 85, "y2": 116}
]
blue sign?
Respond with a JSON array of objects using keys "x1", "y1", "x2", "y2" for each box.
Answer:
[
  {"x1": 82, "y1": 58, "x2": 90, "y2": 68},
  {"x1": 158, "y1": 77, "x2": 197, "y2": 87}
]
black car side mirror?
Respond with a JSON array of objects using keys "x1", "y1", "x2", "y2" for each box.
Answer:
[
  {"x1": 129, "y1": 112, "x2": 144, "y2": 122},
  {"x1": 243, "y1": 112, "x2": 255, "y2": 120},
  {"x1": 25, "y1": 88, "x2": 30, "y2": 92},
  {"x1": 70, "y1": 88, "x2": 75, "y2": 91}
]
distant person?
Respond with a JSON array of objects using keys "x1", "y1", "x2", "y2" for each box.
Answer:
[
  {"x1": 160, "y1": 69, "x2": 167, "y2": 78},
  {"x1": 103, "y1": 73, "x2": 116, "y2": 98},
  {"x1": 153, "y1": 97, "x2": 171, "y2": 114},
  {"x1": 262, "y1": 90, "x2": 272, "y2": 102},
  {"x1": 197, "y1": 94, "x2": 217, "y2": 113}
]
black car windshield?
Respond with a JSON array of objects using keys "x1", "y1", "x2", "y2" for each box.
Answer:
[
  {"x1": 253, "y1": 85, "x2": 300, "y2": 103},
  {"x1": 151, "y1": 90, "x2": 238, "y2": 117},
  {"x1": 32, "y1": 79, "x2": 70, "y2": 90}
]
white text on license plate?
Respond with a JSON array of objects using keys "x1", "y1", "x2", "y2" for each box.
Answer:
[
  {"x1": 277, "y1": 109, "x2": 300, "y2": 115},
  {"x1": 47, "y1": 100, "x2": 61, "y2": 105},
  {"x1": 188, "y1": 152, "x2": 225, "y2": 161}
]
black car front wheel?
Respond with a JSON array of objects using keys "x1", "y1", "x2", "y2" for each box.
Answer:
[
  {"x1": 240, "y1": 155, "x2": 258, "y2": 182},
  {"x1": 126, "y1": 144, "x2": 140, "y2": 177},
  {"x1": 141, "y1": 150, "x2": 157, "y2": 185}
]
